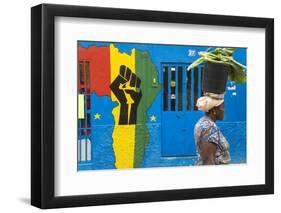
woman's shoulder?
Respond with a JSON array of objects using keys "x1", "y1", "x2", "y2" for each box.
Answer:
[{"x1": 195, "y1": 115, "x2": 218, "y2": 132}]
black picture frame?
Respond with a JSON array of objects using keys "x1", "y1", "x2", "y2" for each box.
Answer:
[{"x1": 31, "y1": 3, "x2": 274, "y2": 209}]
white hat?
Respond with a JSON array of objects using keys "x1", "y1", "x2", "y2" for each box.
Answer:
[{"x1": 196, "y1": 92, "x2": 224, "y2": 112}]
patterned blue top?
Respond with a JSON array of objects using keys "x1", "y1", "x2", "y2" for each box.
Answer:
[{"x1": 194, "y1": 115, "x2": 231, "y2": 165}]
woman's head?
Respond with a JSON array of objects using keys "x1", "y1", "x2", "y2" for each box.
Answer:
[{"x1": 196, "y1": 94, "x2": 225, "y2": 121}]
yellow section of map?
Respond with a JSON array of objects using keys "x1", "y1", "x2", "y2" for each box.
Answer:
[{"x1": 110, "y1": 44, "x2": 136, "y2": 169}]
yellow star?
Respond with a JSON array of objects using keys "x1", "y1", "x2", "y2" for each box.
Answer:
[
  {"x1": 150, "y1": 115, "x2": 156, "y2": 122},
  {"x1": 94, "y1": 113, "x2": 101, "y2": 120}
]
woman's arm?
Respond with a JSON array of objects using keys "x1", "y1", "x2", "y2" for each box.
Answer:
[{"x1": 200, "y1": 141, "x2": 217, "y2": 165}]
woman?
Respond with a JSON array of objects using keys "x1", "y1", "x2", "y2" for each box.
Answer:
[{"x1": 194, "y1": 93, "x2": 231, "y2": 165}]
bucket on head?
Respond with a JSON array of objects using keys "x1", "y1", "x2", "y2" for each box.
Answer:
[{"x1": 202, "y1": 61, "x2": 230, "y2": 94}]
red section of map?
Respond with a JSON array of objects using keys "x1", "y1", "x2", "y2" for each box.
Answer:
[{"x1": 78, "y1": 45, "x2": 111, "y2": 96}]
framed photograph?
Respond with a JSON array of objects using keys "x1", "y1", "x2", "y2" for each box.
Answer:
[{"x1": 31, "y1": 3, "x2": 274, "y2": 209}]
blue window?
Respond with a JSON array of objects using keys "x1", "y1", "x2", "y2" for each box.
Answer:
[{"x1": 78, "y1": 61, "x2": 92, "y2": 163}]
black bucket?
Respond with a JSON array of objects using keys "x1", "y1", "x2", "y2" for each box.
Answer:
[{"x1": 202, "y1": 61, "x2": 230, "y2": 94}]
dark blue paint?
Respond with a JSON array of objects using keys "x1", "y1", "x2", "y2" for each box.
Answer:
[{"x1": 80, "y1": 93, "x2": 117, "y2": 170}]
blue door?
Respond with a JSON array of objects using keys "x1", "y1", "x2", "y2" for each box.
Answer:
[{"x1": 161, "y1": 63, "x2": 204, "y2": 157}]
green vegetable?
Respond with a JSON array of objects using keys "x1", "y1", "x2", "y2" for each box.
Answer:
[{"x1": 187, "y1": 48, "x2": 247, "y2": 84}]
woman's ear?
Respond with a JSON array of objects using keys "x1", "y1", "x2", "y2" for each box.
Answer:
[{"x1": 208, "y1": 108, "x2": 216, "y2": 117}]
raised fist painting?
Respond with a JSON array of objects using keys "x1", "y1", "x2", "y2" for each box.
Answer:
[{"x1": 110, "y1": 65, "x2": 142, "y2": 125}]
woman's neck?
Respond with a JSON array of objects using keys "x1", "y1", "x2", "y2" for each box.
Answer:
[{"x1": 206, "y1": 113, "x2": 216, "y2": 122}]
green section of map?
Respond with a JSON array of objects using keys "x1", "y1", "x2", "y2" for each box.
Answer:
[{"x1": 134, "y1": 50, "x2": 161, "y2": 167}]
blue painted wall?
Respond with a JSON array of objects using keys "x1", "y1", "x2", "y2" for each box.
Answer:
[{"x1": 78, "y1": 41, "x2": 247, "y2": 170}]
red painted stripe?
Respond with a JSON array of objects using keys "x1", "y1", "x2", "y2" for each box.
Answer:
[{"x1": 78, "y1": 46, "x2": 111, "y2": 96}]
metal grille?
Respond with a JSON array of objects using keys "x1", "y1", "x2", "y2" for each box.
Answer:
[
  {"x1": 162, "y1": 63, "x2": 203, "y2": 112},
  {"x1": 78, "y1": 61, "x2": 92, "y2": 163}
]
